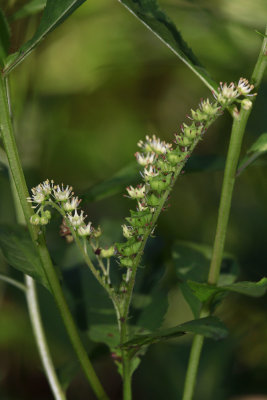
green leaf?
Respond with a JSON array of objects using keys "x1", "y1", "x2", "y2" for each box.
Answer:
[
  {"x1": 83, "y1": 162, "x2": 140, "y2": 202},
  {"x1": 188, "y1": 277, "x2": 267, "y2": 302},
  {"x1": 118, "y1": 0, "x2": 217, "y2": 92},
  {"x1": 3, "y1": 0, "x2": 86, "y2": 75},
  {"x1": 173, "y1": 241, "x2": 239, "y2": 316},
  {"x1": 0, "y1": 9, "x2": 10, "y2": 66},
  {"x1": 57, "y1": 359, "x2": 80, "y2": 391},
  {"x1": 88, "y1": 324, "x2": 120, "y2": 348},
  {"x1": 11, "y1": 0, "x2": 47, "y2": 21},
  {"x1": 248, "y1": 133, "x2": 267, "y2": 154},
  {"x1": 0, "y1": 225, "x2": 50, "y2": 291},
  {"x1": 237, "y1": 133, "x2": 267, "y2": 176},
  {"x1": 122, "y1": 316, "x2": 228, "y2": 348}
]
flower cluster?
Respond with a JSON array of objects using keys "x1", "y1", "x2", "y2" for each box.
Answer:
[
  {"x1": 28, "y1": 179, "x2": 93, "y2": 238},
  {"x1": 115, "y1": 78, "x2": 255, "y2": 269}
]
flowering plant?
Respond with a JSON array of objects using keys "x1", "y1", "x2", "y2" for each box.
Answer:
[{"x1": 0, "y1": 1, "x2": 266, "y2": 400}]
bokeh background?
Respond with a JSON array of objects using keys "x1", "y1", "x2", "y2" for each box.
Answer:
[{"x1": 0, "y1": 0, "x2": 266, "y2": 399}]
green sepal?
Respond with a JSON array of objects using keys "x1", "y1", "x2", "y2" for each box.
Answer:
[
  {"x1": 167, "y1": 151, "x2": 189, "y2": 165},
  {"x1": 146, "y1": 193, "x2": 161, "y2": 207},
  {"x1": 149, "y1": 174, "x2": 172, "y2": 192},
  {"x1": 157, "y1": 159, "x2": 176, "y2": 172},
  {"x1": 116, "y1": 238, "x2": 142, "y2": 257},
  {"x1": 126, "y1": 212, "x2": 152, "y2": 227},
  {"x1": 175, "y1": 135, "x2": 193, "y2": 147},
  {"x1": 120, "y1": 257, "x2": 135, "y2": 268}
]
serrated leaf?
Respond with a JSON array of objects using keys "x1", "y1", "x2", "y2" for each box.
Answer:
[
  {"x1": 0, "y1": 9, "x2": 10, "y2": 66},
  {"x1": 122, "y1": 316, "x2": 228, "y2": 348},
  {"x1": 0, "y1": 224, "x2": 50, "y2": 291},
  {"x1": 3, "y1": 0, "x2": 86, "y2": 75},
  {"x1": 118, "y1": 0, "x2": 217, "y2": 92},
  {"x1": 188, "y1": 277, "x2": 267, "y2": 302},
  {"x1": 11, "y1": 0, "x2": 47, "y2": 21}
]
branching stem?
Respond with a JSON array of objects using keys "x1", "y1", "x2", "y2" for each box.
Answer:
[{"x1": 182, "y1": 24, "x2": 267, "y2": 400}]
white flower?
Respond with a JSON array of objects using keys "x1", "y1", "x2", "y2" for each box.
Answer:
[
  {"x1": 138, "y1": 135, "x2": 172, "y2": 154},
  {"x1": 137, "y1": 201, "x2": 148, "y2": 211},
  {"x1": 27, "y1": 180, "x2": 54, "y2": 206},
  {"x1": 68, "y1": 210, "x2": 85, "y2": 228},
  {"x1": 237, "y1": 78, "x2": 254, "y2": 96},
  {"x1": 78, "y1": 222, "x2": 93, "y2": 237},
  {"x1": 135, "y1": 152, "x2": 156, "y2": 166},
  {"x1": 122, "y1": 224, "x2": 134, "y2": 239},
  {"x1": 142, "y1": 166, "x2": 159, "y2": 180},
  {"x1": 63, "y1": 197, "x2": 81, "y2": 211},
  {"x1": 126, "y1": 185, "x2": 146, "y2": 199},
  {"x1": 215, "y1": 82, "x2": 239, "y2": 105},
  {"x1": 53, "y1": 184, "x2": 73, "y2": 202}
]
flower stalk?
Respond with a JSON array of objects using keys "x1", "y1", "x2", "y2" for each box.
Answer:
[
  {"x1": 182, "y1": 25, "x2": 267, "y2": 400},
  {"x1": 0, "y1": 75, "x2": 109, "y2": 400}
]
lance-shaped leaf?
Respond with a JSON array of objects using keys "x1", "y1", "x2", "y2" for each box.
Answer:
[
  {"x1": 3, "y1": 0, "x2": 86, "y2": 75},
  {"x1": 118, "y1": 0, "x2": 217, "y2": 92},
  {"x1": 188, "y1": 277, "x2": 267, "y2": 303},
  {"x1": 0, "y1": 224, "x2": 50, "y2": 291},
  {"x1": 0, "y1": 9, "x2": 10, "y2": 67},
  {"x1": 122, "y1": 316, "x2": 228, "y2": 349},
  {"x1": 11, "y1": 0, "x2": 47, "y2": 21},
  {"x1": 237, "y1": 133, "x2": 267, "y2": 176}
]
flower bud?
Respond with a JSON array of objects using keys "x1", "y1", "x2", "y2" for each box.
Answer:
[
  {"x1": 100, "y1": 246, "x2": 115, "y2": 258},
  {"x1": 241, "y1": 99, "x2": 252, "y2": 110},
  {"x1": 30, "y1": 214, "x2": 40, "y2": 225}
]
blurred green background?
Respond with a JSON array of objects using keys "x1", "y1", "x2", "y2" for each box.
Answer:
[{"x1": 0, "y1": 0, "x2": 266, "y2": 399}]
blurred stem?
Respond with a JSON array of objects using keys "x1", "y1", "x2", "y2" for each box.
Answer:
[
  {"x1": 7, "y1": 133, "x2": 66, "y2": 400},
  {"x1": 25, "y1": 276, "x2": 67, "y2": 400},
  {"x1": 0, "y1": 75, "x2": 109, "y2": 400},
  {"x1": 182, "y1": 24, "x2": 267, "y2": 400}
]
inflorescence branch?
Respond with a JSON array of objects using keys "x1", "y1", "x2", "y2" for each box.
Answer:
[{"x1": 27, "y1": 78, "x2": 255, "y2": 313}]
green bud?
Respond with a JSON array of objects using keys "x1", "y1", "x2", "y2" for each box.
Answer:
[
  {"x1": 43, "y1": 210, "x2": 51, "y2": 219},
  {"x1": 120, "y1": 257, "x2": 134, "y2": 268},
  {"x1": 126, "y1": 212, "x2": 152, "y2": 227},
  {"x1": 147, "y1": 193, "x2": 160, "y2": 207},
  {"x1": 191, "y1": 109, "x2": 208, "y2": 122},
  {"x1": 93, "y1": 226, "x2": 102, "y2": 238},
  {"x1": 30, "y1": 214, "x2": 40, "y2": 225},
  {"x1": 149, "y1": 174, "x2": 172, "y2": 192},
  {"x1": 100, "y1": 246, "x2": 115, "y2": 258},
  {"x1": 157, "y1": 160, "x2": 176, "y2": 172},
  {"x1": 175, "y1": 135, "x2": 192, "y2": 147},
  {"x1": 183, "y1": 123, "x2": 199, "y2": 139},
  {"x1": 166, "y1": 152, "x2": 187, "y2": 165},
  {"x1": 40, "y1": 216, "x2": 49, "y2": 225}
]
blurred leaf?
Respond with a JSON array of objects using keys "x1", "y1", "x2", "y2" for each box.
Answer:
[
  {"x1": 11, "y1": 0, "x2": 47, "y2": 21},
  {"x1": 186, "y1": 154, "x2": 225, "y2": 173},
  {"x1": 237, "y1": 133, "x2": 267, "y2": 176},
  {"x1": 0, "y1": 9, "x2": 10, "y2": 66},
  {"x1": 137, "y1": 286, "x2": 168, "y2": 331},
  {"x1": 118, "y1": 0, "x2": 217, "y2": 92},
  {"x1": 188, "y1": 277, "x2": 267, "y2": 302},
  {"x1": 248, "y1": 133, "x2": 267, "y2": 153},
  {"x1": 83, "y1": 162, "x2": 140, "y2": 202},
  {"x1": 122, "y1": 316, "x2": 228, "y2": 348},
  {"x1": 3, "y1": 0, "x2": 86, "y2": 75},
  {"x1": 89, "y1": 324, "x2": 120, "y2": 348},
  {"x1": 0, "y1": 224, "x2": 50, "y2": 291},
  {"x1": 57, "y1": 359, "x2": 80, "y2": 391},
  {"x1": 173, "y1": 241, "x2": 239, "y2": 316},
  {"x1": 83, "y1": 155, "x2": 225, "y2": 203}
]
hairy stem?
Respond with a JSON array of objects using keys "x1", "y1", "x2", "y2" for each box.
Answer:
[
  {"x1": 182, "y1": 24, "x2": 267, "y2": 400},
  {"x1": 0, "y1": 75, "x2": 108, "y2": 400}
]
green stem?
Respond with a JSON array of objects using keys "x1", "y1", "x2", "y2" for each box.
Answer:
[
  {"x1": 0, "y1": 75, "x2": 109, "y2": 400},
  {"x1": 25, "y1": 276, "x2": 67, "y2": 400},
  {"x1": 182, "y1": 24, "x2": 267, "y2": 400}
]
